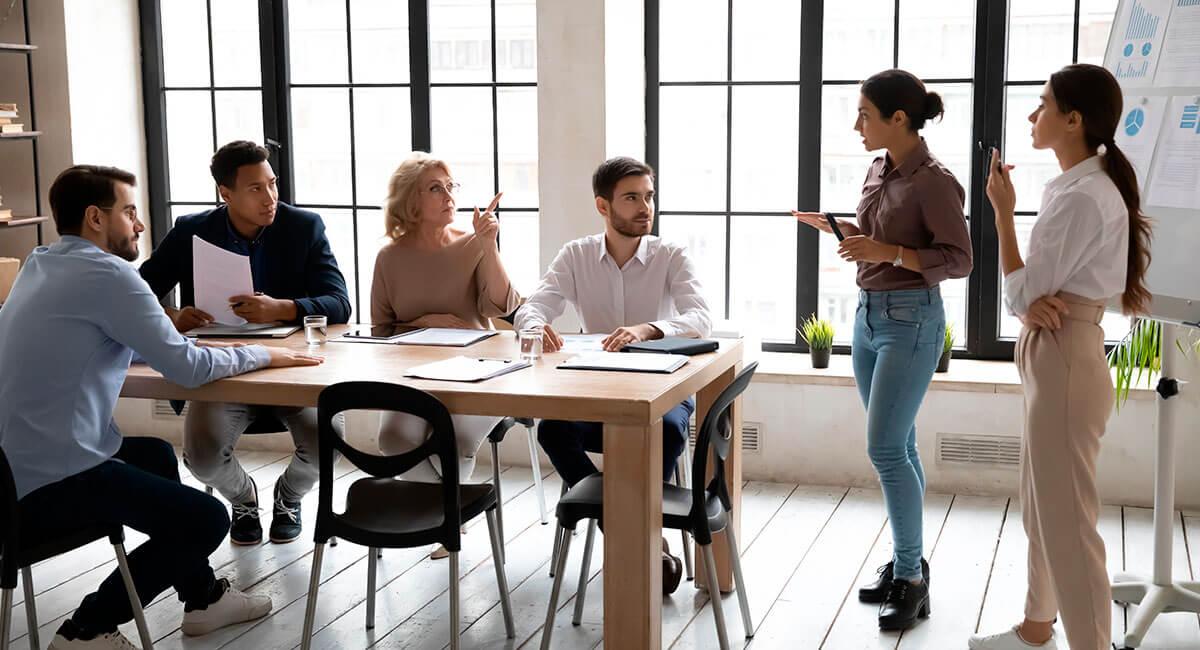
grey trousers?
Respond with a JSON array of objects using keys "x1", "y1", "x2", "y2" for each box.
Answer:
[{"x1": 183, "y1": 402, "x2": 319, "y2": 504}]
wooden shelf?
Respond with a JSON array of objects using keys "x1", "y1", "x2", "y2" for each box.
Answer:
[
  {"x1": 0, "y1": 43, "x2": 36, "y2": 52},
  {"x1": 0, "y1": 131, "x2": 41, "y2": 140},
  {"x1": 0, "y1": 216, "x2": 49, "y2": 228}
]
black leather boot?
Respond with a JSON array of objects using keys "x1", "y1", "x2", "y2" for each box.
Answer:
[
  {"x1": 878, "y1": 578, "x2": 930, "y2": 631},
  {"x1": 859, "y1": 558, "x2": 930, "y2": 604}
]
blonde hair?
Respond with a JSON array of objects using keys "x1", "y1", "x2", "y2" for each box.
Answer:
[{"x1": 383, "y1": 152, "x2": 452, "y2": 240}]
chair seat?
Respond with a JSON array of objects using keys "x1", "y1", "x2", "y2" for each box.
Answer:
[
  {"x1": 554, "y1": 473, "x2": 727, "y2": 534},
  {"x1": 338, "y1": 479, "x2": 496, "y2": 538},
  {"x1": 16, "y1": 524, "x2": 123, "y2": 569}
]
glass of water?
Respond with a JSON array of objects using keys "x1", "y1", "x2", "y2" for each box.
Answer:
[
  {"x1": 518, "y1": 326, "x2": 543, "y2": 361},
  {"x1": 304, "y1": 315, "x2": 327, "y2": 345}
]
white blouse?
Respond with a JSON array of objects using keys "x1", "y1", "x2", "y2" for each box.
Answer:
[{"x1": 1004, "y1": 156, "x2": 1129, "y2": 316}]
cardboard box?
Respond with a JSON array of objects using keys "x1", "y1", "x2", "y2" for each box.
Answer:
[{"x1": 0, "y1": 257, "x2": 19, "y2": 303}]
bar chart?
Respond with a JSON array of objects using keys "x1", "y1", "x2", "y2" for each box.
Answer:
[{"x1": 1126, "y1": 0, "x2": 1164, "y2": 39}]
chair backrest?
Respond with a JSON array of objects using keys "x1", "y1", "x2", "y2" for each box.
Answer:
[
  {"x1": 689, "y1": 361, "x2": 758, "y2": 545},
  {"x1": 0, "y1": 446, "x2": 21, "y2": 588},
  {"x1": 315, "y1": 381, "x2": 462, "y2": 548}
]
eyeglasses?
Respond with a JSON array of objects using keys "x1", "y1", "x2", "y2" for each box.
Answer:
[{"x1": 422, "y1": 182, "x2": 461, "y2": 197}]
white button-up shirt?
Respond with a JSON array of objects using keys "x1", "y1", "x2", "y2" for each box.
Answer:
[
  {"x1": 1004, "y1": 156, "x2": 1129, "y2": 316},
  {"x1": 514, "y1": 233, "x2": 712, "y2": 338}
]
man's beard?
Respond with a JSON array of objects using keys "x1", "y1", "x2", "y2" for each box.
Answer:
[
  {"x1": 109, "y1": 234, "x2": 138, "y2": 261},
  {"x1": 612, "y1": 214, "x2": 652, "y2": 238}
]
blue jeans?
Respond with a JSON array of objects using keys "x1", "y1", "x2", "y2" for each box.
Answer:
[{"x1": 852, "y1": 288, "x2": 945, "y2": 582}]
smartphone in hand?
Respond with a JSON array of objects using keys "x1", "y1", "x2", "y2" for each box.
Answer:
[
  {"x1": 824, "y1": 213, "x2": 846, "y2": 241},
  {"x1": 978, "y1": 140, "x2": 1003, "y2": 177}
]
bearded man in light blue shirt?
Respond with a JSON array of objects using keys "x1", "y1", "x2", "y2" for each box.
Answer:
[{"x1": 0, "y1": 165, "x2": 322, "y2": 650}]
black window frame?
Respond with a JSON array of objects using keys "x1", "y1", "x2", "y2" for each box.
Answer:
[{"x1": 645, "y1": 0, "x2": 1110, "y2": 361}]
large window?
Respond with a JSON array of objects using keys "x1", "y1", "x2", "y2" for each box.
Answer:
[
  {"x1": 648, "y1": 0, "x2": 1130, "y2": 359},
  {"x1": 143, "y1": 0, "x2": 538, "y2": 322}
]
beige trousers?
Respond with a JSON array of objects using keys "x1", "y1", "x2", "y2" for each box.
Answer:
[{"x1": 1016, "y1": 292, "x2": 1114, "y2": 650}]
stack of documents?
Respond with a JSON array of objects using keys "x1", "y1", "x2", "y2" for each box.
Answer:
[
  {"x1": 186, "y1": 323, "x2": 299, "y2": 338},
  {"x1": 335, "y1": 328, "x2": 499, "y2": 347},
  {"x1": 557, "y1": 352, "x2": 689, "y2": 374},
  {"x1": 404, "y1": 356, "x2": 530, "y2": 382}
]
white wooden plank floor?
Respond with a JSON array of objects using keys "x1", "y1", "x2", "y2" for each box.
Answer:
[{"x1": 6, "y1": 451, "x2": 1200, "y2": 650}]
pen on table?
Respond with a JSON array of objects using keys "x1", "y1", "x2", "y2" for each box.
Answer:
[{"x1": 477, "y1": 357, "x2": 514, "y2": 363}]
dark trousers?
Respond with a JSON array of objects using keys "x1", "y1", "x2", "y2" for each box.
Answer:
[
  {"x1": 17, "y1": 437, "x2": 229, "y2": 633},
  {"x1": 537, "y1": 397, "x2": 694, "y2": 487}
]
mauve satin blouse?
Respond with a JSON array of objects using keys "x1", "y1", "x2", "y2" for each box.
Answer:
[{"x1": 854, "y1": 138, "x2": 973, "y2": 291}]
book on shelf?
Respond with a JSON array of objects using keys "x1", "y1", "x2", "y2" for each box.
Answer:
[
  {"x1": 0, "y1": 124, "x2": 26, "y2": 134},
  {"x1": 0, "y1": 209, "x2": 13, "y2": 221},
  {"x1": 0, "y1": 117, "x2": 14, "y2": 124},
  {"x1": 0, "y1": 103, "x2": 18, "y2": 111}
]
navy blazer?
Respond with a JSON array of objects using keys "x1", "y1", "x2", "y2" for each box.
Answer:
[{"x1": 139, "y1": 202, "x2": 352, "y2": 324}]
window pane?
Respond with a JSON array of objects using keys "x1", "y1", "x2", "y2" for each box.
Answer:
[
  {"x1": 943, "y1": 275, "x2": 968, "y2": 347},
  {"x1": 817, "y1": 234, "x2": 859, "y2": 344},
  {"x1": 498, "y1": 212, "x2": 540, "y2": 297},
  {"x1": 350, "y1": 0, "x2": 409, "y2": 84},
  {"x1": 820, "y1": 84, "x2": 877, "y2": 213},
  {"x1": 658, "y1": 214, "x2": 727, "y2": 320},
  {"x1": 497, "y1": 88, "x2": 539, "y2": 208},
  {"x1": 1003, "y1": 86, "x2": 1060, "y2": 213},
  {"x1": 658, "y1": 86, "x2": 727, "y2": 212},
  {"x1": 731, "y1": 215, "x2": 796, "y2": 342},
  {"x1": 1079, "y1": 0, "x2": 1120, "y2": 66},
  {"x1": 210, "y1": 0, "x2": 261, "y2": 87},
  {"x1": 356, "y1": 208, "x2": 388, "y2": 324},
  {"x1": 352, "y1": 88, "x2": 412, "y2": 209},
  {"x1": 824, "y1": 0, "x2": 893, "y2": 81},
  {"x1": 922, "y1": 83, "x2": 974, "y2": 210},
  {"x1": 731, "y1": 0, "x2": 800, "y2": 81},
  {"x1": 315, "y1": 208, "x2": 358, "y2": 319},
  {"x1": 660, "y1": 0, "x2": 727, "y2": 82},
  {"x1": 496, "y1": 0, "x2": 537, "y2": 83},
  {"x1": 214, "y1": 91, "x2": 264, "y2": 148},
  {"x1": 897, "y1": 0, "x2": 975, "y2": 79},
  {"x1": 431, "y1": 87, "x2": 495, "y2": 208},
  {"x1": 730, "y1": 85, "x2": 798, "y2": 212},
  {"x1": 288, "y1": 0, "x2": 349, "y2": 84},
  {"x1": 1007, "y1": 0, "x2": 1074, "y2": 81},
  {"x1": 291, "y1": 88, "x2": 353, "y2": 205},
  {"x1": 161, "y1": 0, "x2": 210, "y2": 87},
  {"x1": 430, "y1": 0, "x2": 492, "y2": 83},
  {"x1": 166, "y1": 91, "x2": 215, "y2": 202}
]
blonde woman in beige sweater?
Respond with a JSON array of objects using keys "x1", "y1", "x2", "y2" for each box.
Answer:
[{"x1": 371, "y1": 152, "x2": 521, "y2": 558}]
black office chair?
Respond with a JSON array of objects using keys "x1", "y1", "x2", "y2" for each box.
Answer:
[
  {"x1": 299, "y1": 381, "x2": 515, "y2": 650},
  {"x1": 539, "y1": 362, "x2": 758, "y2": 650},
  {"x1": 0, "y1": 448, "x2": 155, "y2": 650}
]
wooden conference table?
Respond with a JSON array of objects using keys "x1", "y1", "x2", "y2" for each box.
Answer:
[{"x1": 121, "y1": 326, "x2": 745, "y2": 648}]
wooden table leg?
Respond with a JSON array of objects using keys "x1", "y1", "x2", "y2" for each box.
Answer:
[
  {"x1": 603, "y1": 421, "x2": 663, "y2": 650},
  {"x1": 694, "y1": 363, "x2": 743, "y2": 594}
]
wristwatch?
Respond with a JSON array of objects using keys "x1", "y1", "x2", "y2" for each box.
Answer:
[{"x1": 891, "y1": 245, "x2": 905, "y2": 267}]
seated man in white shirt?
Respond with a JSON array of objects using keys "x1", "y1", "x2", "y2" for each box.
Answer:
[{"x1": 514, "y1": 157, "x2": 712, "y2": 591}]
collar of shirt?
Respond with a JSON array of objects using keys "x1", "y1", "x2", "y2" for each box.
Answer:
[
  {"x1": 876, "y1": 137, "x2": 932, "y2": 179},
  {"x1": 54, "y1": 234, "x2": 103, "y2": 254},
  {"x1": 222, "y1": 206, "x2": 267, "y2": 253},
  {"x1": 596, "y1": 233, "x2": 651, "y2": 268},
  {"x1": 1045, "y1": 155, "x2": 1103, "y2": 195}
]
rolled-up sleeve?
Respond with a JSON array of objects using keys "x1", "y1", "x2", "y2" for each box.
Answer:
[
  {"x1": 914, "y1": 170, "x2": 972, "y2": 284},
  {"x1": 1004, "y1": 192, "x2": 1102, "y2": 316}
]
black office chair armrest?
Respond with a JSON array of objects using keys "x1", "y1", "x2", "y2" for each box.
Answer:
[{"x1": 487, "y1": 417, "x2": 519, "y2": 444}]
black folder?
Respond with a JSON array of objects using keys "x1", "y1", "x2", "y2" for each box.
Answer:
[{"x1": 621, "y1": 336, "x2": 718, "y2": 356}]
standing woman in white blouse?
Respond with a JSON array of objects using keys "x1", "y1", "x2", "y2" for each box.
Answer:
[{"x1": 969, "y1": 63, "x2": 1153, "y2": 650}]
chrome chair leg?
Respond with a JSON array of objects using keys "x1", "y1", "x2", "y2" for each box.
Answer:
[
  {"x1": 448, "y1": 552, "x2": 460, "y2": 650},
  {"x1": 702, "y1": 544, "x2": 731, "y2": 650},
  {"x1": 725, "y1": 525, "x2": 754, "y2": 636},
  {"x1": 572, "y1": 520, "x2": 597, "y2": 625},
  {"x1": 114, "y1": 542, "x2": 153, "y2": 650},
  {"x1": 526, "y1": 426, "x2": 549, "y2": 524},
  {"x1": 366, "y1": 547, "x2": 378, "y2": 629},
  {"x1": 2, "y1": 587, "x2": 14, "y2": 650},
  {"x1": 491, "y1": 441, "x2": 506, "y2": 564},
  {"x1": 21, "y1": 567, "x2": 38, "y2": 650},
  {"x1": 300, "y1": 542, "x2": 326, "y2": 650},
  {"x1": 486, "y1": 510, "x2": 516, "y2": 638},
  {"x1": 540, "y1": 525, "x2": 574, "y2": 650}
]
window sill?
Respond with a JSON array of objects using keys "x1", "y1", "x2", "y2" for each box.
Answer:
[{"x1": 751, "y1": 351, "x2": 1156, "y2": 400}]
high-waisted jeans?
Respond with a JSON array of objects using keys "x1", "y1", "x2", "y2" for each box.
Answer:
[{"x1": 852, "y1": 287, "x2": 945, "y2": 582}]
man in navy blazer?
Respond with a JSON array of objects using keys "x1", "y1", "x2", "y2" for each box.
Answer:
[{"x1": 140, "y1": 141, "x2": 350, "y2": 546}]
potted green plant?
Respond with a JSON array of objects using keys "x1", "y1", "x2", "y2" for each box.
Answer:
[
  {"x1": 799, "y1": 315, "x2": 834, "y2": 369},
  {"x1": 936, "y1": 323, "x2": 955, "y2": 373}
]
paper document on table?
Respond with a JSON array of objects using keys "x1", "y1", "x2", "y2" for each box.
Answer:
[
  {"x1": 557, "y1": 352, "x2": 688, "y2": 374},
  {"x1": 1114, "y1": 95, "x2": 1168, "y2": 188},
  {"x1": 1147, "y1": 96, "x2": 1200, "y2": 210},
  {"x1": 404, "y1": 355, "x2": 530, "y2": 382},
  {"x1": 560, "y1": 334, "x2": 607, "y2": 353},
  {"x1": 192, "y1": 235, "x2": 253, "y2": 326},
  {"x1": 1154, "y1": 0, "x2": 1200, "y2": 86},
  {"x1": 392, "y1": 328, "x2": 500, "y2": 347}
]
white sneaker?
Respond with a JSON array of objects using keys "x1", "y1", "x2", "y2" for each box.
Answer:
[
  {"x1": 47, "y1": 630, "x2": 139, "y2": 649},
  {"x1": 969, "y1": 625, "x2": 1058, "y2": 649},
  {"x1": 181, "y1": 578, "x2": 272, "y2": 636}
]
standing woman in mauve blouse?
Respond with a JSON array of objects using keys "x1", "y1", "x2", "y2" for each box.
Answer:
[
  {"x1": 969, "y1": 64, "x2": 1152, "y2": 650},
  {"x1": 794, "y1": 69, "x2": 972, "y2": 632},
  {"x1": 371, "y1": 151, "x2": 521, "y2": 559}
]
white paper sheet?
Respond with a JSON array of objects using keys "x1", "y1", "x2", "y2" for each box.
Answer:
[
  {"x1": 393, "y1": 328, "x2": 499, "y2": 347},
  {"x1": 404, "y1": 356, "x2": 530, "y2": 382},
  {"x1": 1154, "y1": 0, "x2": 1200, "y2": 86},
  {"x1": 1115, "y1": 95, "x2": 1168, "y2": 188},
  {"x1": 1107, "y1": 0, "x2": 1171, "y2": 86},
  {"x1": 1147, "y1": 96, "x2": 1200, "y2": 209},
  {"x1": 192, "y1": 235, "x2": 253, "y2": 326},
  {"x1": 560, "y1": 333, "x2": 607, "y2": 353},
  {"x1": 558, "y1": 352, "x2": 689, "y2": 373}
]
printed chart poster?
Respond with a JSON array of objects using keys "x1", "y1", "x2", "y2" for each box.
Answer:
[
  {"x1": 1155, "y1": 0, "x2": 1200, "y2": 86},
  {"x1": 1147, "y1": 96, "x2": 1200, "y2": 210},
  {"x1": 1114, "y1": 95, "x2": 1168, "y2": 189},
  {"x1": 1108, "y1": 0, "x2": 1171, "y2": 86}
]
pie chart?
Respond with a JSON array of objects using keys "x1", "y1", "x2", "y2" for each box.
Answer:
[
  {"x1": 1125, "y1": 108, "x2": 1145, "y2": 136},
  {"x1": 1124, "y1": 43, "x2": 1135, "y2": 56},
  {"x1": 1142, "y1": 42, "x2": 1152, "y2": 56}
]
